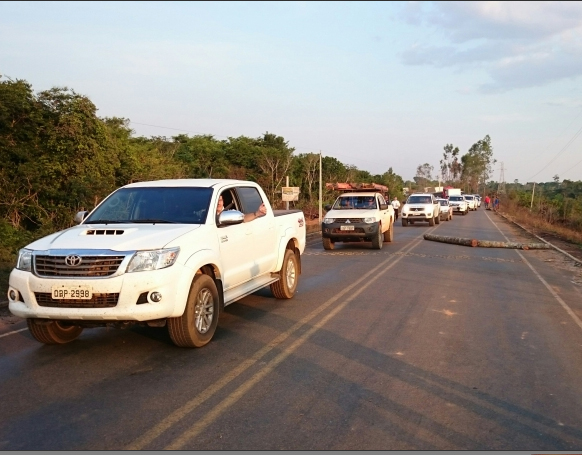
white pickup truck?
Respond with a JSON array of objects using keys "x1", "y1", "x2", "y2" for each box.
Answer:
[
  {"x1": 7, "y1": 179, "x2": 306, "y2": 348},
  {"x1": 321, "y1": 191, "x2": 394, "y2": 250}
]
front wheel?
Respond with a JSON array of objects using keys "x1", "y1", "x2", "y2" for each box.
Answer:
[
  {"x1": 371, "y1": 224, "x2": 383, "y2": 249},
  {"x1": 27, "y1": 319, "x2": 83, "y2": 344},
  {"x1": 322, "y1": 237, "x2": 335, "y2": 250},
  {"x1": 429, "y1": 216, "x2": 435, "y2": 226},
  {"x1": 383, "y1": 221, "x2": 394, "y2": 242},
  {"x1": 271, "y1": 249, "x2": 299, "y2": 299},
  {"x1": 402, "y1": 219, "x2": 408, "y2": 227},
  {"x1": 168, "y1": 274, "x2": 220, "y2": 348},
  {"x1": 435, "y1": 213, "x2": 440, "y2": 224}
]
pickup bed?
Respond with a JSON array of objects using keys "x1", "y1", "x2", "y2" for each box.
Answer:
[{"x1": 8, "y1": 179, "x2": 306, "y2": 347}]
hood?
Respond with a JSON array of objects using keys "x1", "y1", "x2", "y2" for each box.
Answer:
[
  {"x1": 26, "y1": 223, "x2": 201, "y2": 252},
  {"x1": 326, "y1": 208, "x2": 379, "y2": 219},
  {"x1": 404, "y1": 204, "x2": 433, "y2": 210}
]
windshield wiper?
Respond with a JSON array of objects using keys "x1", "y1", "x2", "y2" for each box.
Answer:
[
  {"x1": 132, "y1": 219, "x2": 177, "y2": 224},
  {"x1": 85, "y1": 220, "x2": 129, "y2": 224}
]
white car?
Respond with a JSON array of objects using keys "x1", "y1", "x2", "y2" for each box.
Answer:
[
  {"x1": 464, "y1": 195, "x2": 477, "y2": 211},
  {"x1": 322, "y1": 192, "x2": 395, "y2": 250},
  {"x1": 436, "y1": 198, "x2": 453, "y2": 221},
  {"x1": 8, "y1": 179, "x2": 306, "y2": 347},
  {"x1": 401, "y1": 193, "x2": 441, "y2": 226},
  {"x1": 448, "y1": 195, "x2": 468, "y2": 215}
]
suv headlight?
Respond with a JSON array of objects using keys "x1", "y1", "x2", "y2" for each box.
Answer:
[
  {"x1": 127, "y1": 247, "x2": 180, "y2": 273},
  {"x1": 16, "y1": 249, "x2": 33, "y2": 272},
  {"x1": 364, "y1": 217, "x2": 377, "y2": 223},
  {"x1": 323, "y1": 217, "x2": 334, "y2": 224}
]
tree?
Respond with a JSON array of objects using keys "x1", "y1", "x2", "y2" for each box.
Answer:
[
  {"x1": 440, "y1": 144, "x2": 461, "y2": 183},
  {"x1": 460, "y1": 135, "x2": 495, "y2": 193},
  {"x1": 415, "y1": 163, "x2": 434, "y2": 189}
]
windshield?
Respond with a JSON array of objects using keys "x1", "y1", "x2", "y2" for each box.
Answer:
[
  {"x1": 332, "y1": 195, "x2": 377, "y2": 210},
  {"x1": 407, "y1": 195, "x2": 432, "y2": 204},
  {"x1": 85, "y1": 187, "x2": 213, "y2": 224},
  {"x1": 438, "y1": 200, "x2": 448, "y2": 206},
  {"x1": 465, "y1": 196, "x2": 474, "y2": 200},
  {"x1": 449, "y1": 196, "x2": 463, "y2": 201}
]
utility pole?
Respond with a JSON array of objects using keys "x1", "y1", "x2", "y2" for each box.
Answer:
[
  {"x1": 530, "y1": 182, "x2": 536, "y2": 211},
  {"x1": 285, "y1": 176, "x2": 289, "y2": 211},
  {"x1": 499, "y1": 162, "x2": 506, "y2": 194},
  {"x1": 319, "y1": 151, "x2": 322, "y2": 225}
]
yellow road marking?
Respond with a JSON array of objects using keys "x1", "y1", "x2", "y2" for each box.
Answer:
[{"x1": 129, "y1": 229, "x2": 436, "y2": 450}]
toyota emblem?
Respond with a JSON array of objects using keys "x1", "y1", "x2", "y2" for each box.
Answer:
[{"x1": 65, "y1": 255, "x2": 83, "y2": 267}]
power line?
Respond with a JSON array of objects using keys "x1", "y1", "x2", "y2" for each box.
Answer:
[{"x1": 528, "y1": 122, "x2": 582, "y2": 180}]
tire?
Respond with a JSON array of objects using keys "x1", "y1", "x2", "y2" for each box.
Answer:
[
  {"x1": 383, "y1": 221, "x2": 394, "y2": 242},
  {"x1": 322, "y1": 237, "x2": 335, "y2": 250},
  {"x1": 463, "y1": 210, "x2": 467, "y2": 216},
  {"x1": 402, "y1": 219, "x2": 408, "y2": 227},
  {"x1": 168, "y1": 274, "x2": 220, "y2": 348},
  {"x1": 371, "y1": 224, "x2": 383, "y2": 249},
  {"x1": 27, "y1": 319, "x2": 83, "y2": 344},
  {"x1": 429, "y1": 216, "x2": 435, "y2": 226},
  {"x1": 435, "y1": 213, "x2": 440, "y2": 224},
  {"x1": 270, "y1": 249, "x2": 299, "y2": 299}
]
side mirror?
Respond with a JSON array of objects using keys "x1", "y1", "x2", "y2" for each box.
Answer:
[
  {"x1": 74, "y1": 211, "x2": 89, "y2": 224},
  {"x1": 218, "y1": 210, "x2": 244, "y2": 226},
  {"x1": 379, "y1": 204, "x2": 388, "y2": 210},
  {"x1": 324, "y1": 204, "x2": 332, "y2": 211}
]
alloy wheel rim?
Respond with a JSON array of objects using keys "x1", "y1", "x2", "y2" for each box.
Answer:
[
  {"x1": 194, "y1": 288, "x2": 214, "y2": 334},
  {"x1": 286, "y1": 258, "x2": 296, "y2": 290}
]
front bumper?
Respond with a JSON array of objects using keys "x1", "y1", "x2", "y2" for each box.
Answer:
[
  {"x1": 402, "y1": 211, "x2": 432, "y2": 220},
  {"x1": 7, "y1": 263, "x2": 194, "y2": 321},
  {"x1": 322, "y1": 221, "x2": 380, "y2": 241}
]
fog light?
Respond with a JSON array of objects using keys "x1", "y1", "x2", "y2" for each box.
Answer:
[
  {"x1": 150, "y1": 292, "x2": 162, "y2": 303},
  {"x1": 9, "y1": 289, "x2": 17, "y2": 301}
]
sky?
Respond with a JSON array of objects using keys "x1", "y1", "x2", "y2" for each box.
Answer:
[{"x1": 2, "y1": 1, "x2": 582, "y2": 183}]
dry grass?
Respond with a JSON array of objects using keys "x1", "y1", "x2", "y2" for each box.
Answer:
[{"x1": 500, "y1": 198, "x2": 582, "y2": 246}]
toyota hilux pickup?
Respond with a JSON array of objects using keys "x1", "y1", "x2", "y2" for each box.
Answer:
[
  {"x1": 321, "y1": 191, "x2": 394, "y2": 250},
  {"x1": 448, "y1": 195, "x2": 469, "y2": 215},
  {"x1": 7, "y1": 179, "x2": 306, "y2": 348},
  {"x1": 401, "y1": 193, "x2": 440, "y2": 226}
]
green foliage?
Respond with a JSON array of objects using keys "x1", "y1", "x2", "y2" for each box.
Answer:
[{"x1": 0, "y1": 76, "x2": 408, "y2": 261}]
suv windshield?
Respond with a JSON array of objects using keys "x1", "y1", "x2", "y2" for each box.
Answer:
[
  {"x1": 449, "y1": 196, "x2": 464, "y2": 201},
  {"x1": 332, "y1": 195, "x2": 377, "y2": 210},
  {"x1": 407, "y1": 195, "x2": 432, "y2": 204},
  {"x1": 438, "y1": 200, "x2": 448, "y2": 206},
  {"x1": 85, "y1": 187, "x2": 213, "y2": 224}
]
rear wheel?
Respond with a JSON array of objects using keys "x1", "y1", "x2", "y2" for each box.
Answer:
[
  {"x1": 168, "y1": 274, "x2": 219, "y2": 348},
  {"x1": 27, "y1": 319, "x2": 83, "y2": 344},
  {"x1": 270, "y1": 249, "x2": 299, "y2": 299},
  {"x1": 383, "y1": 221, "x2": 394, "y2": 242},
  {"x1": 322, "y1": 237, "x2": 335, "y2": 250},
  {"x1": 371, "y1": 224, "x2": 383, "y2": 249}
]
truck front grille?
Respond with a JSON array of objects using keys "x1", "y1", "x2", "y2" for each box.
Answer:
[
  {"x1": 334, "y1": 218, "x2": 363, "y2": 223},
  {"x1": 34, "y1": 255, "x2": 126, "y2": 277},
  {"x1": 35, "y1": 293, "x2": 119, "y2": 308}
]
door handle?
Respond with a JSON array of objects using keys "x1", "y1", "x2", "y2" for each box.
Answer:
[{"x1": 220, "y1": 235, "x2": 228, "y2": 243}]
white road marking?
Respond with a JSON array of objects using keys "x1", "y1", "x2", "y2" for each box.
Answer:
[
  {"x1": 486, "y1": 211, "x2": 582, "y2": 332},
  {"x1": 0, "y1": 328, "x2": 27, "y2": 338}
]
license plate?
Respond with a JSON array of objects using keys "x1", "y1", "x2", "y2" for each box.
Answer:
[
  {"x1": 340, "y1": 225, "x2": 355, "y2": 231},
  {"x1": 51, "y1": 285, "x2": 92, "y2": 300}
]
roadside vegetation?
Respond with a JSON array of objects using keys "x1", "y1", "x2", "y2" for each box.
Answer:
[{"x1": 0, "y1": 76, "x2": 406, "y2": 285}]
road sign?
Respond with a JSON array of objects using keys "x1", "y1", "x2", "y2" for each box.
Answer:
[{"x1": 282, "y1": 187, "x2": 300, "y2": 201}]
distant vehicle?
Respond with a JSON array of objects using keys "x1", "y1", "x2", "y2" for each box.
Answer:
[
  {"x1": 436, "y1": 198, "x2": 453, "y2": 221},
  {"x1": 464, "y1": 195, "x2": 477, "y2": 211},
  {"x1": 322, "y1": 191, "x2": 394, "y2": 250},
  {"x1": 401, "y1": 193, "x2": 440, "y2": 226},
  {"x1": 445, "y1": 188, "x2": 462, "y2": 198},
  {"x1": 473, "y1": 195, "x2": 482, "y2": 207},
  {"x1": 448, "y1": 195, "x2": 468, "y2": 215}
]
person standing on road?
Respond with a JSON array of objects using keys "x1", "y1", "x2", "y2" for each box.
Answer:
[
  {"x1": 484, "y1": 195, "x2": 490, "y2": 210},
  {"x1": 494, "y1": 195, "x2": 499, "y2": 211},
  {"x1": 391, "y1": 197, "x2": 401, "y2": 221}
]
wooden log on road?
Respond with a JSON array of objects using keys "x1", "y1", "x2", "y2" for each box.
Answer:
[{"x1": 423, "y1": 234, "x2": 550, "y2": 249}]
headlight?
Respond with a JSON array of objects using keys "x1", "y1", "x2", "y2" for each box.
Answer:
[
  {"x1": 364, "y1": 217, "x2": 377, "y2": 223},
  {"x1": 323, "y1": 217, "x2": 334, "y2": 224},
  {"x1": 127, "y1": 247, "x2": 180, "y2": 273},
  {"x1": 16, "y1": 249, "x2": 33, "y2": 272}
]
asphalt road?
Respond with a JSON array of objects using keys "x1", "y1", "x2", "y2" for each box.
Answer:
[{"x1": 1, "y1": 208, "x2": 581, "y2": 450}]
